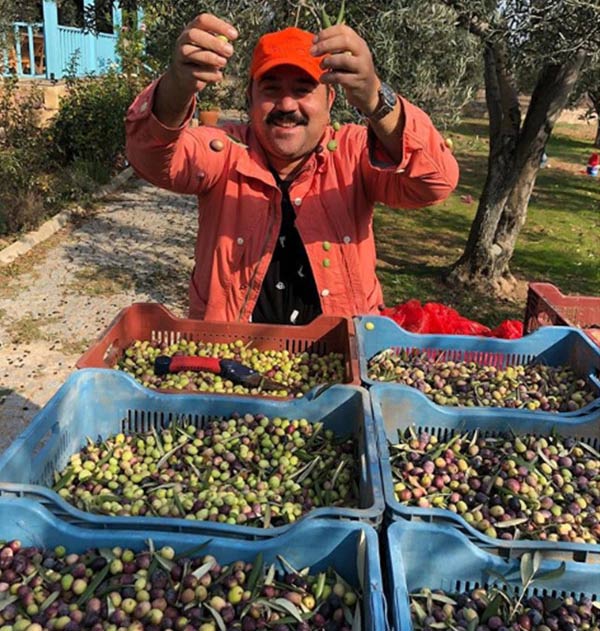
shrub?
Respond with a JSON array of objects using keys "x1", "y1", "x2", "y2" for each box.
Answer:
[
  {"x1": 0, "y1": 76, "x2": 49, "y2": 234},
  {"x1": 50, "y1": 68, "x2": 145, "y2": 171}
]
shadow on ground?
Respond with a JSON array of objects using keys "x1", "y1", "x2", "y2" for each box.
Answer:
[
  {"x1": 62, "y1": 183, "x2": 197, "y2": 314},
  {"x1": 0, "y1": 389, "x2": 41, "y2": 455}
]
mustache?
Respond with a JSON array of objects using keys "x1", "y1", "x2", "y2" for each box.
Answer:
[{"x1": 266, "y1": 111, "x2": 308, "y2": 126}]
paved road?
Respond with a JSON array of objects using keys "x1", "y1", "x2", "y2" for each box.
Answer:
[{"x1": 0, "y1": 178, "x2": 198, "y2": 453}]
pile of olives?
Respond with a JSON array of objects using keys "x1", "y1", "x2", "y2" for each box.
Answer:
[
  {"x1": 117, "y1": 339, "x2": 346, "y2": 397},
  {"x1": 391, "y1": 430, "x2": 600, "y2": 543},
  {"x1": 0, "y1": 540, "x2": 360, "y2": 630},
  {"x1": 54, "y1": 414, "x2": 359, "y2": 528},
  {"x1": 367, "y1": 349, "x2": 596, "y2": 412},
  {"x1": 410, "y1": 586, "x2": 596, "y2": 631}
]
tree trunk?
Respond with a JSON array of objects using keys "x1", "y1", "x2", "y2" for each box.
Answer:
[{"x1": 446, "y1": 49, "x2": 586, "y2": 296}]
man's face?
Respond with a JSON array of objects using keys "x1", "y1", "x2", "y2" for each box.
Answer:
[{"x1": 249, "y1": 65, "x2": 333, "y2": 168}]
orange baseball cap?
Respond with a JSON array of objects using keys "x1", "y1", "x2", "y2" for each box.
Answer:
[{"x1": 250, "y1": 27, "x2": 326, "y2": 82}]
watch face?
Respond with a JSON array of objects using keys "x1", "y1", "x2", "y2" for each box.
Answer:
[
  {"x1": 368, "y1": 82, "x2": 396, "y2": 121},
  {"x1": 380, "y1": 82, "x2": 397, "y2": 109}
]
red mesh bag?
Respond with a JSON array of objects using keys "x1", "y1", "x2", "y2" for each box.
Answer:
[{"x1": 382, "y1": 300, "x2": 522, "y2": 338}]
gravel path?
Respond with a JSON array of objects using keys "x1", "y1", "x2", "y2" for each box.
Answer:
[{"x1": 0, "y1": 178, "x2": 198, "y2": 453}]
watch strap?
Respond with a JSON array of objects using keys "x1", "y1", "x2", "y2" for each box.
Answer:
[{"x1": 366, "y1": 82, "x2": 397, "y2": 122}]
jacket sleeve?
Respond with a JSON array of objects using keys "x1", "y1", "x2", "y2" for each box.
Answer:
[
  {"x1": 125, "y1": 78, "x2": 230, "y2": 195},
  {"x1": 359, "y1": 96, "x2": 459, "y2": 209}
]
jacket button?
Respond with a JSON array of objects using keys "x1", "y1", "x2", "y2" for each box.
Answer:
[
  {"x1": 322, "y1": 258, "x2": 331, "y2": 268},
  {"x1": 236, "y1": 237, "x2": 244, "y2": 245},
  {"x1": 321, "y1": 288, "x2": 330, "y2": 297},
  {"x1": 343, "y1": 235, "x2": 351, "y2": 244},
  {"x1": 294, "y1": 197, "x2": 302, "y2": 206}
]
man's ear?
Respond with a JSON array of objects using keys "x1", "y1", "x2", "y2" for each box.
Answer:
[{"x1": 327, "y1": 85, "x2": 336, "y2": 111}]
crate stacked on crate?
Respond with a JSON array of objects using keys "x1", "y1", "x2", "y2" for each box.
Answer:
[
  {"x1": 0, "y1": 369, "x2": 384, "y2": 537},
  {"x1": 371, "y1": 383, "x2": 600, "y2": 560},
  {"x1": 355, "y1": 314, "x2": 600, "y2": 630},
  {"x1": 0, "y1": 304, "x2": 391, "y2": 630},
  {"x1": 0, "y1": 497, "x2": 387, "y2": 630},
  {"x1": 356, "y1": 315, "x2": 600, "y2": 419},
  {"x1": 387, "y1": 519, "x2": 600, "y2": 631},
  {"x1": 525, "y1": 282, "x2": 600, "y2": 347}
]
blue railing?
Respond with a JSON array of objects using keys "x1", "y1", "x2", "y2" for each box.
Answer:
[
  {"x1": 1, "y1": 22, "x2": 45, "y2": 78},
  {"x1": 1, "y1": 0, "x2": 121, "y2": 79}
]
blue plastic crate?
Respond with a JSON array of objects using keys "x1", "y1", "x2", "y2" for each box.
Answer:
[
  {"x1": 0, "y1": 369, "x2": 383, "y2": 538},
  {"x1": 0, "y1": 498, "x2": 386, "y2": 630},
  {"x1": 372, "y1": 383, "x2": 600, "y2": 560},
  {"x1": 355, "y1": 315, "x2": 600, "y2": 421},
  {"x1": 387, "y1": 520, "x2": 600, "y2": 631}
]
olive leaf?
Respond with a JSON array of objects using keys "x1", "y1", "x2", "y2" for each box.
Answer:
[
  {"x1": 40, "y1": 590, "x2": 61, "y2": 612},
  {"x1": 246, "y1": 552, "x2": 264, "y2": 596},
  {"x1": 429, "y1": 593, "x2": 457, "y2": 605},
  {"x1": 314, "y1": 571, "x2": 326, "y2": 599},
  {"x1": 76, "y1": 564, "x2": 110, "y2": 607},
  {"x1": 531, "y1": 562, "x2": 566, "y2": 583},
  {"x1": 173, "y1": 539, "x2": 212, "y2": 561},
  {"x1": 544, "y1": 596, "x2": 564, "y2": 612},
  {"x1": 272, "y1": 598, "x2": 304, "y2": 622},
  {"x1": 153, "y1": 552, "x2": 175, "y2": 573},
  {"x1": 263, "y1": 504, "x2": 272, "y2": 529},
  {"x1": 0, "y1": 595, "x2": 18, "y2": 613},
  {"x1": 277, "y1": 554, "x2": 300, "y2": 576},
  {"x1": 520, "y1": 552, "x2": 534, "y2": 586},
  {"x1": 467, "y1": 618, "x2": 479, "y2": 631},
  {"x1": 173, "y1": 493, "x2": 186, "y2": 517},
  {"x1": 577, "y1": 440, "x2": 600, "y2": 459},
  {"x1": 531, "y1": 551, "x2": 543, "y2": 577},
  {"x1": 410, "y1": 597, "x2": 428, "y2": 624},
  {"x1": 265, "y1": 563, "x2": 276, "y2": 586},
  {"x1": 357, "y1": 529, "x2": 366, "y2": 592},
  {"x1": 352, "y1": 601, "x2": 362, "y2": 631},
  {"x1": 191, "y1": 559, "x2": 215, "y2": 580},
  {"x1": 495, "y1": 517, "x2": 529, "y2": 529},
  {"x1": 330, "y1": 458, "x2": 347, "y2": 489},
  {"x1": 204, "y1": 602, "x2": 226, "y2": 631},
  {"x1": 484, "y1": 568, "x2": 511, "y2": 589},
  {"x1": 481, "y1": 592, "x2": 503, "y2": 623}
]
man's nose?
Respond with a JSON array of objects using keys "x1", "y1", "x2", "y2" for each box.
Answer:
[{"x1": 276, "y1": 93, "x2": 298, "y2": 111}]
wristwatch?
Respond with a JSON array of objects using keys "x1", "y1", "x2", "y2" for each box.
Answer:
[{"x1": 365, "y1": 82, "x2": 397, "y2": 121}]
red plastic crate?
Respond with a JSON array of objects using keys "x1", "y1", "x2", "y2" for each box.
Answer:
[
  {"x1": 525, "y1": 282, "x2": 600, "y2": 346},
  {"x1": 77, "y1": 303, "x2": 360, "y2": 393}
]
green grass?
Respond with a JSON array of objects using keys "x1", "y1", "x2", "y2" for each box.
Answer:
[{"x1": 374, "y1": 117, "x2": 600, "y2": 327}]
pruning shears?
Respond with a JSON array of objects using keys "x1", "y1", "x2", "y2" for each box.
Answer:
[{"x1": 154, "y1": 355, "x2": 282, "y2": 391}]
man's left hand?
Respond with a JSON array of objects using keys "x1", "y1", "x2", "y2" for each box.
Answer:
[{"x1": 310, "y1": 24, "x2": 380, "y2": 116}]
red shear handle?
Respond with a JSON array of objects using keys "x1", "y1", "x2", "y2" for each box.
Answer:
[{"x1": 168, "y1": 356, "x2": 221, "y2": 374}]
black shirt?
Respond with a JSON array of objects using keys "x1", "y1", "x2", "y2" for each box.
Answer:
[{"x1": 252, "y1": 173, "x2": 322, "y2": 325}]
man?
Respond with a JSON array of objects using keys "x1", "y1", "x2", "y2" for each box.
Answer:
[{"x1": 126, "y1": 14, "x2": 459, "y2": 323}]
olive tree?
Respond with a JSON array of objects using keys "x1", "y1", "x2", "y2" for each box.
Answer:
[
  {"x1": 90, "y1": 0, "x2": 480, "y2": 127},
  {"x1": 438, "y1": 0, "x2": 600, "y2": 295}
]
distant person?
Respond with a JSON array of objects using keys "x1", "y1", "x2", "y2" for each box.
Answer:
[
  {"x1": 587, "y1": 152, "x2": 599, "y2": 177},
  {"x1": 126, "y1": 14, "x2": 459, "y2": 324}
]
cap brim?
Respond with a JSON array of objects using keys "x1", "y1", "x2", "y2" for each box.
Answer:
[{"x1": 252, "y1": 57, "x2": 323, "y2": 83}]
